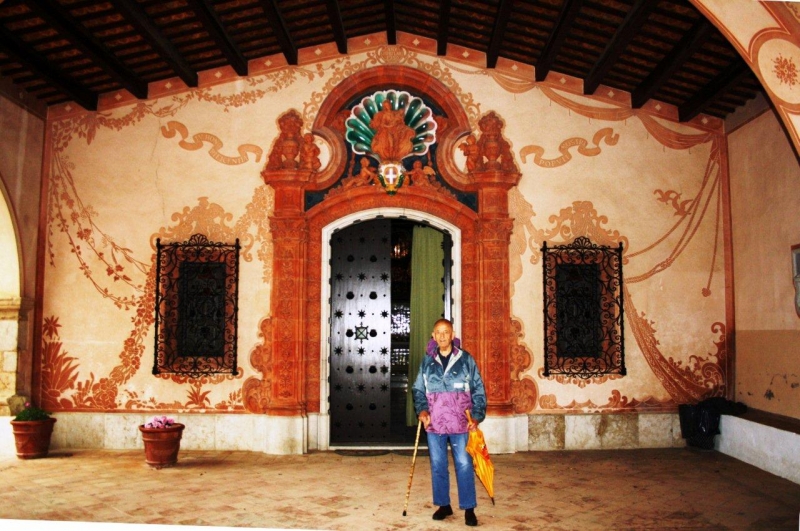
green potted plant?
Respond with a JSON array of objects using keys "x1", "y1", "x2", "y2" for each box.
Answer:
[
  {"x1": 139, "y1": 415, "x2": 185, "y2": 469},
  {"x1": 10, "y1": 402, "x2": 57, "y2": 459}
]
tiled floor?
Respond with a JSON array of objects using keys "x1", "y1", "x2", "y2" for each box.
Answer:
[{"x1": 1, "y1": 447, "x2": 799, "y2": 530}]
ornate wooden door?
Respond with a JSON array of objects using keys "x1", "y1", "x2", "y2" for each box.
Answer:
[{"x1": 329, "y1": 220, "x2": 392, "y2": 444}]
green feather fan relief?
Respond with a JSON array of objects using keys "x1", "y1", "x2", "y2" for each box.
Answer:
[{"x1": 345, "y1": 90, "x2": 438, "y2": 163}]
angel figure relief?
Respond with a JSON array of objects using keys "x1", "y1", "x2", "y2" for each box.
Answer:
[
  {"x1": 407, "y1": 159, "x2": 436, "y2": 187},
  {"x1": 299, "y1": 133, "x2": 321, "y2": 172},
  {"x1": 459, "y1": 134, "x2": 481, "y2": 172}
]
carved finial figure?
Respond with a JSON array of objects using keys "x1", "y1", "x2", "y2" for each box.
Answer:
[
  {"x1": 369, "y1": 100, "x2": 416, "y2": 161},
  {"x1": 459, "y1": 134, "x2": 482, "y2": 172},
  {"x1": 299, "y1": 133, "x2": 321, "y2": 172},
  {"x1": 476, "y1": 112, "x2": 518, "y2": 172},
  {"x1": 266, "y1": 110, "x2": 304, "y2": 170}
]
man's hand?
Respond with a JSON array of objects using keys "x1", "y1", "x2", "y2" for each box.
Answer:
[
  {"x1": 465, "y1": 409, "x2": 479, "y2": 431},
  {"x1": 418, "y1": 411, "x2": 431, "y2": 430}
]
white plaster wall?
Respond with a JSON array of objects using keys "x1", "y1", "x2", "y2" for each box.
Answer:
[{"x1": 728, "y1": 108, "x2": 800, "y2": 418}]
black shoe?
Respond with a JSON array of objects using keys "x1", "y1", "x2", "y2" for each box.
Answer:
[
  {"x1": 432, "y1": 505, "x2": 453, "y2": 520},
  {"x1": 465, "y1": 508, "x2": 478, "y2": 526}
]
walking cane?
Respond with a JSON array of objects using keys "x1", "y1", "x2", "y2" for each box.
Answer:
[{"x1": 402, "y1": 419, "x2": 423, "y2": 516}]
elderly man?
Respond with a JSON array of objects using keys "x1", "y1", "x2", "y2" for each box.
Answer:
[{"x1": 412, "y1": 318, "x2": 486, "y2": 527}]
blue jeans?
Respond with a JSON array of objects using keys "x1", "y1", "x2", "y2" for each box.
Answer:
[{"x1": 427, "y1": 432, "x2": 477, "y2": 510}]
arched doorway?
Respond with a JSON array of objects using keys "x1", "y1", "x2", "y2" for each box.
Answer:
[{"x1": 320, "y1": 208, "x2": 461, "y2": 448}]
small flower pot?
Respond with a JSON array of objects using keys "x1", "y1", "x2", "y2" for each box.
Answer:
[
  {"x1": 10, "y1": 418, "x2": 57, "y2": 459},
  {"x1": 139, "y1": 423, "x2": 184, "y2": 469}
]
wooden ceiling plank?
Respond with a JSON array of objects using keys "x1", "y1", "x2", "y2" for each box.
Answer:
[
  {"x1": 325, "y1": 0, "x2": 348, "y2": 54},
  {"x1": 436, "y1": 0, "x2": 452, "y2": 56},
  {"x1": 0, "y1": 22, "x2": 98, "y2": 110},
  {"x1": 487, "y1": 0, "x2": 513, "y2": 68},
  {"x1": 583, "y1": 0, "x2": 657, "y2": 95},
  {"x1": 184, "y1": 0, "x2": 248, "y2": 76},
  {"x1": 536, "y1": 0, "x2": 584, "y2": 82},
  {"x1": 631, "y1": 18, "x2": 712, "y2": 108},
  {"x1": 679, "y1": 59, "x2": 750, "y2": 122},
  {"x1": 385, "y1": 0, "x2": 397, "y2": 45},
  {"x1": 26, "y1": 0, "x2": 148, "y2": 99},
  {"x1": 110, "y1": 0, "x2": 198, "y2": 87},
  {"x1": 256, "y1": 0, "x2": 297, "y2": 64}
]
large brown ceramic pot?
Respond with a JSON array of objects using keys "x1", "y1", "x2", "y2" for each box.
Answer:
[
  {"x1": 10, "y1": 418, "x2": 57, "y2": 459},
  {"x1": 139, "y1": 423, "x2": 185, "y2": 469}
]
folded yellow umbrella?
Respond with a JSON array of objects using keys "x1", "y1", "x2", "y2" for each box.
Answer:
[{"x1": 465, "y1": 409, "x2": 495, "y2": 505}]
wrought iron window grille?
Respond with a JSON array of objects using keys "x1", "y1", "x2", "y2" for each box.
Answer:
[
  {"x1": 542, "y1": 237, "x2": 625, "y2": 379},
  {"x1": 154, "y1": 234, "x2": 240, "y2": 378}
]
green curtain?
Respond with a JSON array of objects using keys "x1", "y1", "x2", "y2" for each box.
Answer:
[{"x1": 406, "y1": 225, "x2": 445, "y2": 426}]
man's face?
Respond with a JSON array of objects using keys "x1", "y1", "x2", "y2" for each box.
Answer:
[{"x1": 432, "y1": 322, "x2": 454, "y2": 351}]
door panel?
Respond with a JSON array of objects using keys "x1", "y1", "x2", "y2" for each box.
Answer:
[{"x1": 329, "y1": 220, "x2": 392, "y2": 444}]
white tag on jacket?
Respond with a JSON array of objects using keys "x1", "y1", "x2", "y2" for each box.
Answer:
[{"x1": 454, "y1": 382, "x2": 464, "y2": 389}]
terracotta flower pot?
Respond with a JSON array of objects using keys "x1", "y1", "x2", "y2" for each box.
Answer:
[
  {"x1": 10, "y1": 418, "x2": 57, "y2": 459},
  {"x1": 139, "y1": 423, "x2": 184, "y2": 469}
]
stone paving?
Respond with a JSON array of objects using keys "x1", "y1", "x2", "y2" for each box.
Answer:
[{"x1": 1, "y1": 447, "x2": 799, "y2": 530}]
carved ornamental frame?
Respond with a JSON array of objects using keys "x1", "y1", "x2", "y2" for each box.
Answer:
[{"x1": 243, "y1": 66, "x2": 520, "y2": 418}]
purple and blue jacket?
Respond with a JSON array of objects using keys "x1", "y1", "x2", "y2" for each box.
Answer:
[{"x1": 411, "y1": 344, "x2": 487, "y2": 435}]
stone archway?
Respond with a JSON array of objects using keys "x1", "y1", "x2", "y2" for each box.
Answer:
[
  {"x1": 243, "y1": 66, "x2": 520, "y2": 434},
  {"x1": 0, "y1": 177, "x2": 28, "y2": 416}
]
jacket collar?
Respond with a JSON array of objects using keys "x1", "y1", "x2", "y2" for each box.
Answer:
[{"x1": 434, "y1": 345, "x2": 462, "y2": 371}]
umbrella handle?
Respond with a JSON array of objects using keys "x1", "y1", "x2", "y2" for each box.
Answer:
[
  {"x1": 402, "y1": 419, "x2": 423, "y2": 516},
  {"x1": 465, "y1": 409, "x2": 476, "y2": 429}
]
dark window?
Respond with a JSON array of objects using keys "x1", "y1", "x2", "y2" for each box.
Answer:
[
  {"x1": 154, "y1": 234, "x2": 240, "y2": 378},
  {"x1": 542, "y1": 237, "x2": 625, "y2": 379}
]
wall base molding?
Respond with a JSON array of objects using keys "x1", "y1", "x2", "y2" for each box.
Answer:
[
  {"x1": 1, "y1": 412, "x2": 688, "y2": 456},
  {"x1": 717, "y1": 414, "x2": 800, "y2": 485},
  {"x1": 527, "y1": 412, "x2": 685, "y2": 451}
]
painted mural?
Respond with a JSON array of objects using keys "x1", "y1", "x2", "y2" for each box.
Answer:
[{"x1": 37, "y1": 40, "x2": 728, "y2": 419}]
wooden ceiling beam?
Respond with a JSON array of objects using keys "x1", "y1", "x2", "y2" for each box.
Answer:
[
  {"x1": 385, "y1": 0, "x2": 397, "y2": 45},
  {"x1": 436, "y1": 0, "x2": 452, "y2": 56},
  {"x1": 679, "y1": 59, "x2": 750, "y2": 122},
  {"x1": 110, "y1": 0, "x2": 198, "y2": 87},
  {"x1": 27, "y1": 0, "x2": 148, "y2": 99},
  {"x1": 631, "y1": 18, "x2": 713, "y2": 108},
  {"x1": 325, "y1": 0, "x2": 348, "y2": 54},
  {"x1": 486, "y1": 0, "x2": 513, "y2": 68},
  {"x1": 0, "y1": 23, "x2": 98, "y2": 110},
  {"x1": 185, "y1": 0, "x2": 248, "y2": 76},
  {"x1": 583, "y1": 0, "x2": 656, "y2": 95},
  {"x1": 257, "y1": 0, "x2": 297, "y2": 64},
  {"x1": 535, "y1": 0, "x2": 584, "y2": 82}
]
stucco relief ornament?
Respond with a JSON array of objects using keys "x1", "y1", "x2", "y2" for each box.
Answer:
[
  {"x1": 345, "y1": 90, "x2": 437, "y2": 194},
  {"x1": 265, "y1": 110, "x2": 313, "y2": 171},
  {"x1": 467, "y1": 111, "x2": 518, "y2": 173}
]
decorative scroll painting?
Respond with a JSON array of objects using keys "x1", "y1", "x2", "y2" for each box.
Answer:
[
  {"x1": 492, "y1": 71, "x2": 727, "y2": 411},
  {"x1": 39, "y1": 42, "x2": 728, "y2": 417}
]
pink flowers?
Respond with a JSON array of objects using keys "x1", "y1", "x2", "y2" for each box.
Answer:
[{"x1": 144, "y1": 415, "x2": 175, "y2": 429}]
